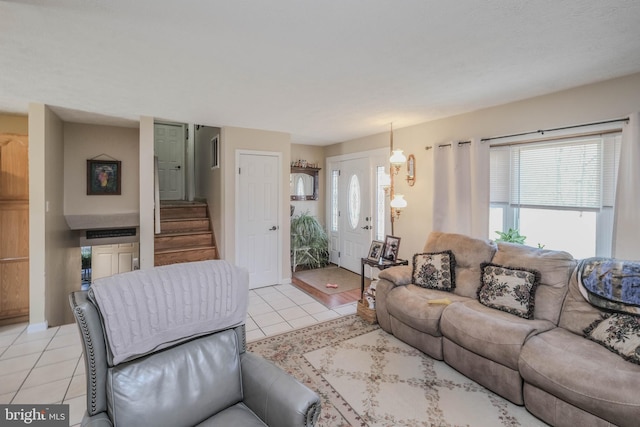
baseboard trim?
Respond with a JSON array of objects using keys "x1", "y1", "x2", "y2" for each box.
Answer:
[{"x1": 27, "y1": 321, "x2": 48, "y2": 333}]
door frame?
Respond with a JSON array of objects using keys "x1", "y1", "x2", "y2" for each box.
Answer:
[
  {"x1": 234, "y1": 149, "x2": 283, "y2": 288},
  {"x1": 326, "y1": 148, "x2": 388, "y2": 269}
]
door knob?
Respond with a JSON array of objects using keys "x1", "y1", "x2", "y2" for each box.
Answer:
[
  {"x1": 361, "y1": 225, "x2": 371, "y2": 230},
  {"x1": 269, "y1": 226, "x2": 278, "y2": 231},
  {"x1": 175, "y1": 165, "x2": 181, "y2": 170}
]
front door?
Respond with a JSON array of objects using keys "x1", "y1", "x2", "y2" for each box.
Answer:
[
  {"x1": 337, "y1": 157, "x2": 372, "y2": 273},
  {"x1": 236, "y1": 152, "x2": 280, "y2": 288},
  {"x1": 155, "y1": 123, "x2": 185, "y2": 200}
]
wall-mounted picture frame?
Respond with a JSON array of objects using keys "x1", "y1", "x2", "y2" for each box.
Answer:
[
  {"x1": 367, "y1": 240, "x2": 385, "y2": 262},
  {"x1": 382, "y1": 235, "x2": 401, "y2": 262},
  {"x1": 87, "y1": 160, "x2": 121, "y2": 195},
  {"x1": 210, "y1": 134, "x2": 220, "y2": 169}
]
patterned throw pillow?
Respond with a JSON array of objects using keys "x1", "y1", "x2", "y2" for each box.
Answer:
[
  {"x1": 412, "y1": 251, "x2": 456, "y2": 291},
  {"x1": 584, "y1": 313, "x2": 640, "y2": 365},
  {"x1": 478, "y1": 263, "x2": 540, "y2": 319}
]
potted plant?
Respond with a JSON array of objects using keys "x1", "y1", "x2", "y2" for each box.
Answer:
[
  {"x1": 290, "y1": 212, "x2": 329, "y2": 270},
  {"x1": 494, "y1": 228, "x2": 545, "y2": 248},
  {"x1": 494, "y1": 228, "x2": 527, "y2": 244}
]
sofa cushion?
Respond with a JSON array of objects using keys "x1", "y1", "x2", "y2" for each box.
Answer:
[
  {"x1": 386, "y1": 285, "x2": 471, "y2": 336},
  {"x1": 197, "y1": 403, "x2": 266, "y2": 426},
  {"x1": 519, "y1": 328, "x2": 640, "y2": 426},
  {"x1": 584, "y1": 313, "x2": 640, "y2": 365},
  {"x1": 412, "y1": 251, "x2": 456, "y2": 291},
  {"x1": 440, "y1": 300, "x2": 555, "y2": 370},
  {"x1": 423, "y1": 232, "x2": 497, "y2": 298},
  {"x1": 108, "y1": 329, "x2": 243, "y2": 427},
  {"x1": 492, "y1": 242, "x2": 576, "y2": 324},
  {"x1": 478, "y1": 263, "x2": 539, "y2": 319},
  {"x1": 560, "y1": 269, "x2": 611, "y2": 335}
]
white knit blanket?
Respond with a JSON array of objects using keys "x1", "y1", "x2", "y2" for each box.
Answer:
[{"x1": 90, "y1": 260, "x2": 249, "y2": 365}]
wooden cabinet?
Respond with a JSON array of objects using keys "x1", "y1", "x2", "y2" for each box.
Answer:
[{"x1": 0, "y1": 134, "x2": 29, "y2": 325}]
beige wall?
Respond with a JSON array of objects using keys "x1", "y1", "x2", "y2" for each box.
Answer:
[
  {"x1": 139, "y1": 117, "x2": 155, "y2": 269},
  {"x1": 330, "y1": 72, "x2": 640, "y2": 261},
  {"x1": 222, "y1": 126, "x2": 291, "y2": 281},
  {"x1": 64, "y1": 123, "x2": 140, "y2": 216},
  {"x1": 28, "y1": 104, "x2": 47, "y2": 327},
  {"x1": 290, "y1": 144, "x2": 325, "y2": 225},
  {"x1": 0, "y1": 113, "x2": 28, "y2": 134},
  {"x1": 29, "y1": 104, "x2": 80, "y2": 328},
  {"x1": 194, "y1": 126, "x2": 222, "y2": 255}
]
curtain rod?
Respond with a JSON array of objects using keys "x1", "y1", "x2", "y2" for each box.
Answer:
[
  {"x1": 425, "y1": 140, "x2": 470, "y2": 150},
  {"x1": 480, "y1": 118, "x2": 629, "y2": 143}
]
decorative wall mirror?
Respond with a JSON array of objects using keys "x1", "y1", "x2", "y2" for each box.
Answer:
[
  {"x1": 406, "y1": 154, "x2": 416, "y2": 186},
  {"x1": 290, "y1": 167, "x2": 320, "y2": 200}
]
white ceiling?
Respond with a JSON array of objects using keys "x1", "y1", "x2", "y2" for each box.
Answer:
[{"x1": 2, "y1": 0, "x2": 640, "y2": 145}]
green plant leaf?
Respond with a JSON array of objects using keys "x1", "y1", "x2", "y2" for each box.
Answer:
[
  {"x1": 291, "y1": 211, "x2": 329, "y2": 269},
  {"x1": 495, "y1": 228, "x2": 527, "y2": 244}
]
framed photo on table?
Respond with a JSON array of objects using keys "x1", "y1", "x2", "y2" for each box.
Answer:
[
  {"x1": 382, "y1": 235, "x2": 401, "y2": 262},
  {"x1": 367, "y1": 240, "x2": 384, "y2": 262}
]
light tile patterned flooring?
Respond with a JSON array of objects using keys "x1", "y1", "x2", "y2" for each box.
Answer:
[{"x1": 0, "y1": 284, "x2": 357, "y2": 426}]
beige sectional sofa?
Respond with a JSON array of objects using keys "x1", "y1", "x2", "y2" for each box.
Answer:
[{"x1": 376, "y1": 231, "x2": 640, "y2": 427}]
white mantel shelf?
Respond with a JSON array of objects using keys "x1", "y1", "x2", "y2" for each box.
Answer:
[{"x1": 65, "y1": 213, "x2": 140, "y2": 230}]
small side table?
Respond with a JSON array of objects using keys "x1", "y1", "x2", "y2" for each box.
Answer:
[
  {"x1": 360, "y1": 257, "x2": 409, "y2": 299},
  {"x1": 358, "y1": 258, "x2": 409, "y2": 323}
]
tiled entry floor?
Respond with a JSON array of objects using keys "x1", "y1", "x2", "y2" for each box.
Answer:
[{"x1": 0, "y1": 284, "x2": 357, "y2": 426}]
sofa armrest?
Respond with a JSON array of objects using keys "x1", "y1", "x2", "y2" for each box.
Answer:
[
  {"x1": 81, "y1": 411, "x2": 113, "y2": 427},
  {"x1": 378, "y1": 265, "x2": 413, "y2": 286},
  {"x1": 241, "y1": 351, "x2": 321, "y2": 427}
]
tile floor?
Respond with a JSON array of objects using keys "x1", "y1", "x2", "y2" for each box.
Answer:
[{"x1": 0, "y1": 283, "x2": 357, "y2": 426}]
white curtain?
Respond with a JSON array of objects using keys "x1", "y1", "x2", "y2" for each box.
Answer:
[
  {"x1": 432, "y1": 138, "x2": 490, "y2": 239},
  {"x1": 612, "y1": 112, "x2": 640, "y2": 259}
]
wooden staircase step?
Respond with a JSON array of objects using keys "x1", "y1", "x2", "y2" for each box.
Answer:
[
  {"x1": 154, "y1": 246, "x2": 217, "y2": 266},
  {"x1": 160, "y1": 205, "x2": 208, "y2": 220},
  {"x1": 154, "y1": 231, "x2": 213, "y2": 251},
  {"x1": 160, "y1": 218, "x2": 210, "y2": 233}
]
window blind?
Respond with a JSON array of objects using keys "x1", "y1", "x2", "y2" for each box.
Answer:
[{"x1": 490, "y1": 133, "x2": 621, "y2": 211}]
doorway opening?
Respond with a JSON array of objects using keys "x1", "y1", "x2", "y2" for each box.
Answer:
[
  {"x1": 80, "y1": 243, "x2": 140, "y2": 290},
  {"x1": 81, "y1": 246, "x2": 92, "y2": 290},
  {"x1": 154, "y1": 122, "x2": 187, "y2": 201}
]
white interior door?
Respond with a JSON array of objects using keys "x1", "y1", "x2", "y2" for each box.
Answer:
[
  {"x1": 338, "y1": 157, "x2": 372, "y2": 273},
  {"x1": 236, "y1": 152, "x2": 280, "y2": 288},
  {"x1": 91, "y1": 243, "x2": 139, "y2": 283},
  {"x1": 155, "y1": 123, "x2": 185, "y2": 200}
]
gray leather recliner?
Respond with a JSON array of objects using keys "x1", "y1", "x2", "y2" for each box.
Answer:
[{"x1": 69, "y1": 266, "x2": 321, "y2": 427}]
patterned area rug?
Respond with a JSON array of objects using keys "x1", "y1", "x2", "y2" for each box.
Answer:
[{"x1": 247, "y1": 315, "x2": 549, "y2": 427}]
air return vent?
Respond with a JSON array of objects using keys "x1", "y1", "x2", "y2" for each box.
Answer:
[{"x1": 86, "y1": 228, "x2": 136, "y2": 240}]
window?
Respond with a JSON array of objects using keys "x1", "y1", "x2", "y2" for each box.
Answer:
[
  {"x1": 375, "y1": 166, "x2": 387, "y2": 241},
  {"x1": 331, "y1": 170, "x2": 339, "y2": 232},
  {"x1": 490, "y1": 133, "x2": 621, "y2": 258},
  {"x1": 347, "y1": 174, "x2": 361, "y2": 229}
]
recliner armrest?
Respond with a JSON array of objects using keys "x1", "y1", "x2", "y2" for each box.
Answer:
[
  {"x1": 241, "y1": 352, "x2": 321, "y2": 427},
  {"x1": 80, "y1": 411, "x2": 112, "y2": 427},
  {"x1": 378, "y1": 265, "x2": 413, "y2": 286}
]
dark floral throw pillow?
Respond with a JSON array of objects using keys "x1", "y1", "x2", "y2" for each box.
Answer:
[
  {"x1": 584, "y1": 313, "x2": 640, "y2": 365},
  {"x1": 478, "y1": 263, "x2": 540, "y2": 319},
  {"x1": 412, "y1": 251, "x2": 456, "y2": 291}
]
